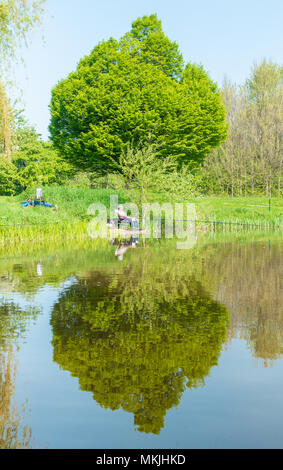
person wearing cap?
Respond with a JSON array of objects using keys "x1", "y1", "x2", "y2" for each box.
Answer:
[{"x1": 115, "y1": 205, "x2": 139, "y2": 230}]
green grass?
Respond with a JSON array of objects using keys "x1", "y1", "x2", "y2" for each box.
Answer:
[
  {"x1": 0, "y1": 221, "x2": 91, "y2": 247},
  {"x1": 8, "y1": 186, "x2": 129, "y2": 225},
  {"x1": 0, "y1": 186, "x2": 128, "y2": 244},
  {"x1": 0, "y1": 188, "x2": 282, "y2": 245},
  {"x1": 193, "y1": 196, "x2": 283, "y2": 228}
]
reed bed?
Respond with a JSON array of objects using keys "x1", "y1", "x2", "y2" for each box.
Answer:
[{"x1": 0, "y1": 221, "x2": 91, "y2": 248}]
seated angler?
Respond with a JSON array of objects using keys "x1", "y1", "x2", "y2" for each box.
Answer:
[{"x1": 115, "y1": 205, "x2": 139, "y2": 230}]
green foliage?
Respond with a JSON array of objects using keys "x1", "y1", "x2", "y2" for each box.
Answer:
[
  {"x1": 0, "y1": 0, "x2": 45, "y2": 71},
  {"x1": 0, "y1": 124, "x2": 75, "y2": 195},
  {"x1": 13, "y1": 126, "x2": 74, "y2": 191},
  {"x1": 181, "y1": 63, "x2": 228, "y2": 157},
  {"x1": 89, "y1": 172, "x2": 126, "y2": 190},
  {"x1": 0, "y1": 0, "x2": 46, "y2": 170},
  {"x1": 65, "y1": 170, "x2": 126, "y2": 190},
  {"x1": 116, "y1": 142, "x2": 203, "y2": 207},
  {"x1": 202, "y1": 60, "x2": 283, "y2": 196},
  {"x1": 49, "y1": 15, "x2": 227, "y2": 173},
  {"x1": 246, "y1": 60, "x2": 282, "y2": 105},
  {"x1": 116, "y1": 141, "x2": 202, "y2": 204},
  {"x1": 0, "y1": 158, "x2": 17, "y2": 194},
  {"x1": 66, "y1": 171, "x2": 94, "y2": 188},
  {"x1": 51, "y1": 247, "x2": 229, "y2": 434},
  {"x1": 130, "y1": 14, "x2": 184, "y2": 79},
  {"x1": 117, "y1": 141, "x2": 177, "y2": 205}
]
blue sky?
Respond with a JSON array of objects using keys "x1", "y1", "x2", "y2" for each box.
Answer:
[{"x1": 9, "y1": 0, "x2": 283, "y2": 140}]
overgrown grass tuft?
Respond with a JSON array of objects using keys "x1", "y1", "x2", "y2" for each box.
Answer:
[{"x1": 0, "y1": 221, "x2": 92, "y2": 247}]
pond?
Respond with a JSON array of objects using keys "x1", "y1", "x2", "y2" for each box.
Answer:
[{"x1": 0, "y1": 231, "x2": 283, "y2": 449}]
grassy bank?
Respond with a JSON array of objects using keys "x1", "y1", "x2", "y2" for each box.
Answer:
[
  {"x1": 1, "y1": 187, "x2": 128, "y2": 226},
  {"x1": 193, "y1": 196, "x2": 283, "y2": 228},
  {"x1": 0, "y1": 187, "x2": 282, "y2": 244},
  {"x1": 0, "y1": 187, "x2": 128, "y2": 244}
]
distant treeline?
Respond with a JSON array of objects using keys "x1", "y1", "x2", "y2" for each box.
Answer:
[{"x1": 200, "y1": 60, "x2": 283, "y2": 197}]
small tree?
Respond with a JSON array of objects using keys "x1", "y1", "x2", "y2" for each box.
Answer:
[
  {"x1": 116, "y1": 139, "x2": 198, "y2": 209},
  {"x1": 117, "y1": 140, "x2": 177, "y2": 207}
]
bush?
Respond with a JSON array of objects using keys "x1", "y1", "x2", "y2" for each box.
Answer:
[
  {"x1": 0, "y1": 126, "x2": 74, "y2": 195},
  {"x1": 0, "y1": 160, "x2": 18, "y2": 195},
  {"x1": 66, "y1": 172, "x2": 94, "y2": 188}
]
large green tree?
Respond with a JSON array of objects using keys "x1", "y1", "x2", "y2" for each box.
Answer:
[{"x1": 49, "y1": 14, "x2": 227, "y2": 173}]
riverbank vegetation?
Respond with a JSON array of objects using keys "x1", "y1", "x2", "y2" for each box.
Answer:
[
  {"x1": 0, "y1": 10, "x2": 282, "y2": 241},
  {"x1": 0, "y1": 186, "x2": 282, "y2": 247}
]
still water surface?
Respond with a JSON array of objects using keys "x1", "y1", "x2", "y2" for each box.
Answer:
[{"x1": 0, "y1": 233, "x2": 283, "y2": 449}]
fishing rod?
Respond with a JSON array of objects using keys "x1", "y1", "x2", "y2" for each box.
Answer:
[{"x1": 150, "y1": 218, "x2": 283, "y2": 228}]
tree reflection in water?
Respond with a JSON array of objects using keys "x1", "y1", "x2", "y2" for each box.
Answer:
[
  {"x1": 0, "y1": 301, "x2": 38, "y2": 449},
  {"x1": 1, "y1": 237, "x2": 282, "y2": 438},
  {"x1": 210, "y1": 241, "x2": 283, "y2": 365},
  {"x1": 51, "y1": 251, "x2": 229, "y2": 435}
]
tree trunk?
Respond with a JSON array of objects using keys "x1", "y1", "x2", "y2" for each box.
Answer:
[{"x1": 0, "y1": 82, "x2": 12, "y2": 162}]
